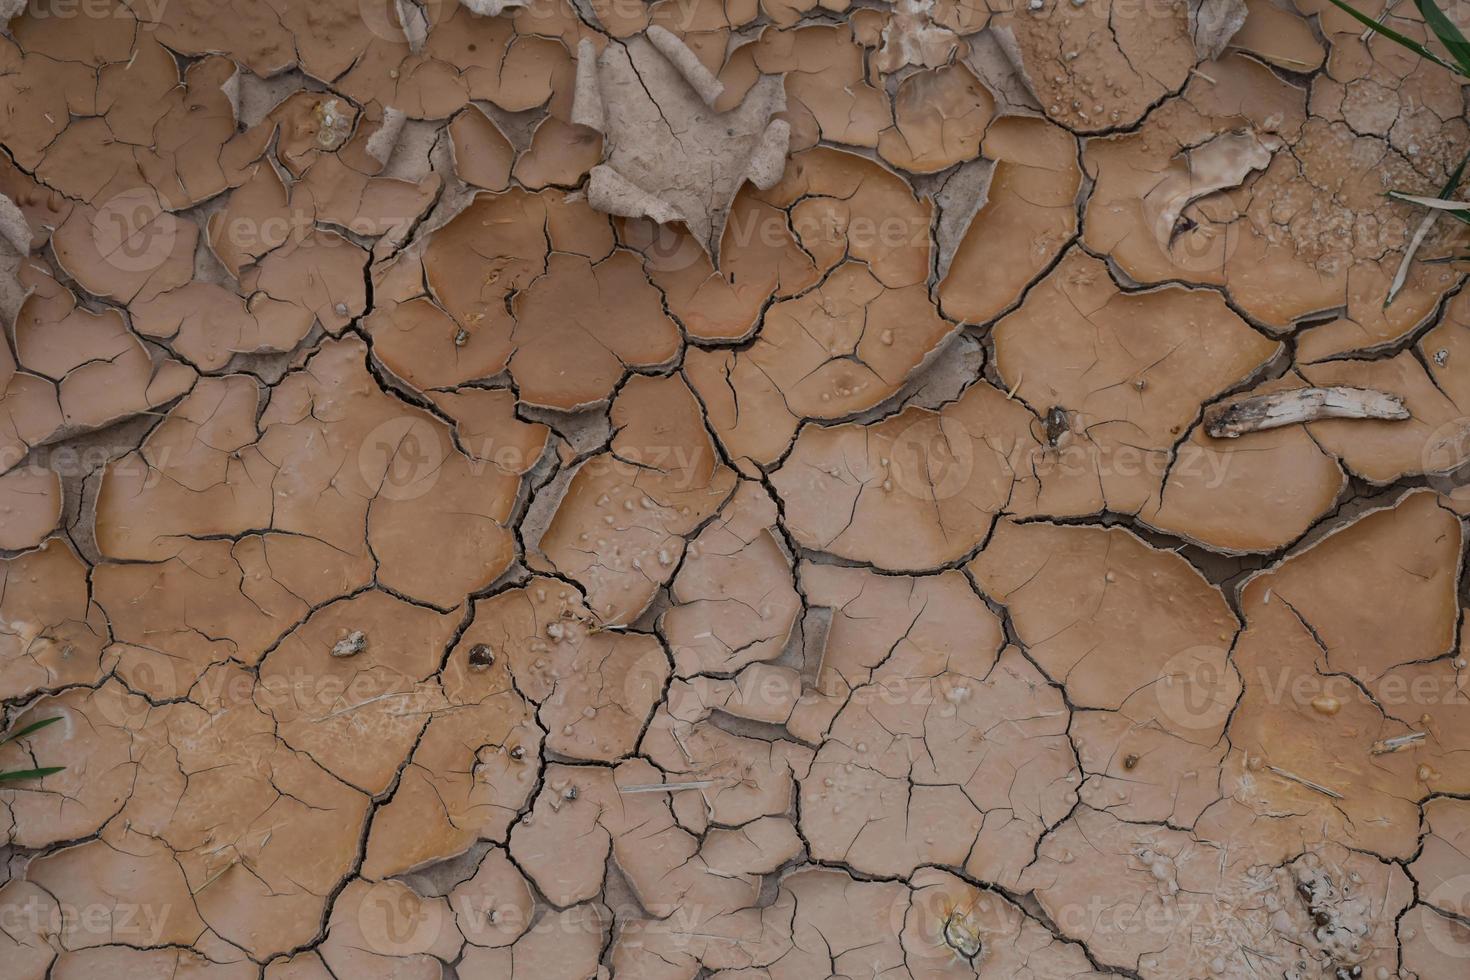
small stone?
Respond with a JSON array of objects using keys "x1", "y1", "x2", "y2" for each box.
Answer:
[
  {"x1": 468, "y1": 643, "x2": 495, "y2": 670},
  {"x1": 331, "y1": 630, "x2": 366, "y2": 658},
  {"x1": 1310, "y1": 695, "x2": 1341, "y2": 716}
]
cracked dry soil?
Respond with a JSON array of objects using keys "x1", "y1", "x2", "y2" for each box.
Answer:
[{"x1": 2, "y1": 0, "x2": 1470, "y2": 977}]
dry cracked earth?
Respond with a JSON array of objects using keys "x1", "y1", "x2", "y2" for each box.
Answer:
[{"x1": 4, "y1": 0, "x2": 1470, "y2": 977}]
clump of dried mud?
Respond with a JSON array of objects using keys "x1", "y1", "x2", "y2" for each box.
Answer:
[{"x1": 1, "y1": 0, "x2": 1469, "y2": 978}]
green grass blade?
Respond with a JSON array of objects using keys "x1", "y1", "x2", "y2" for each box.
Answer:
[
  {"x1": 1323, "y1": 0, "x2": 1461, "y2": 74},
  {"x1": 0, "y1": 767, "x2": 64, "y2": 783},
  {"x1": 1416, "y1": 0, "x2": 1470, "y2": 75},
  {"x1": 0, "y1": 716, "x2": 63, "y2": 744},
  {"x1": 1388, "y1": 191, "x2": 1470, "y2": 210}
]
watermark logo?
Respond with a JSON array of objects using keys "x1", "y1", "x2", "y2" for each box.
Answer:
[
  {"x1": 1424, "y1": 875, "x2": 1470, "y2": 960},
  {"x1": 91, "y1": 189, "x2": 177, "y2": 274},
  {"x1": 889, "y1": 418, "x2": 975, "y2": 501},
  {"x1": 1153, "y1": 645, "x2": 1238, "y2": 732},
  {"x1": 356, "y1": 881, "x2": 446, "y2": 956},
  {"x1": 0, "y1": 897, "x2": 174, "y2": 945},
  {"x1": 28, "y1": 0, "x2": 169, "y2": 25},
  {"x1": 358, "y1": 416, "x2": 447, "y2": 502},
  {"x1": 621, "y1": 218, "x2": 708, "y2": 276}
]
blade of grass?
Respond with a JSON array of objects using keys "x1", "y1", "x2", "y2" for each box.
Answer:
[
  {"x1": 1415, "y1": 0, "x2": 1470, "y2": 75},
  {"x1": 1364, "y1": 0, "x2": 1403, "y2": 40},
  {"x1": 1386, "y1": 147, "x2": 1470, "y2": 307},
  {"x1": 0, "y1": 716, "x2": 62, "y2": 744},
  {"x1": 1387, "y1": 191, "x2": 1470, "y2": 210},
  {"x1": 0, "y1": 767, "x2": 64, "y2": 783},
  {"x1": 1323, "y1": 0, "x2": 1462, "y2": 74}
]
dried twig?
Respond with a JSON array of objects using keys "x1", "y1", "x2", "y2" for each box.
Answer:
[
  {"x1": 1267, "y1": 765, "x2": 1345, "y2": 800},
  {"x1": 1205, "y1": 387, "x2": 1409, "y2": 438}
]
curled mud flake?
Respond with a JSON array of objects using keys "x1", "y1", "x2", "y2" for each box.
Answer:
[
  {"x1": 661, "y1": 481, "x2": 800, "y2": 677},
  {"x1": 992, "y1": 0, "x2": 1197, "y2": 133},
  {"x1": 448, "y1": 106, "x2": 516, "y2": 191},
  {"x1": 1096, "y1": 48, "x2": 1469, "y2": 350},
  {"x1": 872, "y1": 0, "x2": 965, "y2": 74},
  {"x1": 618, "y1": 186, "x2": 818, "y2": 343},
  {"x1": 451, "y1": 578, "x2": 665, "y2": 762},
  {"x1": 1205, "y1": 386, "x2": 1410, "y2": 437},
  {"x1": 537, "y1": 374, "x2": 736, "y2": 623},
  {"x1": 772, "y1": 379, "x2": 1060, "y2": 569},
  {"x1": 27, "y1": 835, "x2": 208, "y2": 949},
  {"x1": 1139, "y1": 381, "x2": 1347, "y2": 554},
  {"x1": 1226, "y1": 491, "x2": 1461, "y2": 857},
  {"x1": 320, "y1": 879, "x2": 461, "y2": 977},
  {"x1": 728, "y1": 24, "x2": 890, "y2": 151},
  {"x1": 365, "y1": 629, "x2": 540, "y2": 878},
  {"x1": 508, "y1": 250, "x2": 682, "y2": 410},
  {"x1": 95, "y1": 538, "x2": 310, "y2": 700},
  {"x1": 11, "y1": 269, "x2": 196, "y2": 434},
  {"x1": 0, "y1": 464, "x2": 59, "y2": 551},
  {"x1": 1189, "y1": 0, "x2": 1248, "y2": 60},
  {"x1": 0, "y1": 539, "x2": 106, "y2": 700},
  {"x1": 460, "y1": 903, "x2": 608, "y2": 979},
  {"x1": 260, "y1": 590, "x2": 459, "y2": 795},
  {"x1": 992, "y1": 249, "x2": 1279, "y2": 513},
  {"x1": 511, "y1": 114, "x2": 604, "y2": 191},
  {"x1": 240, "y1": 228, "x2": 368, "y2": 335},
  {"x1": 1230, "y1": 0, "x2": 1325, "y2": 71},
  {"x1": 759, "y1": 146, "x2": 932, "y2": 288},
  {"x1": 575, "y1": 28, "x2": 788, "y2": 263},
  {"x1": 937, "y1": 116, "x2": 1080, "y2": 322},
  {"x1": 644, "y1": 679, "x2": 812, "y2": 831},
  {"x1": 877, "y1": 62, "x2": 995, "y2": 174},
  {"x1": 802, "y1": 643, "x2": 1075, "y2": 888},
  {"x1": 131, "y1": 282, "x2": 312, "y2": 373},
  {"x1": 971, "y1": 520, "x2": 1238, "y2": 716}
]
